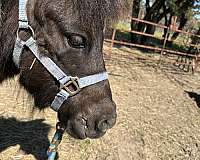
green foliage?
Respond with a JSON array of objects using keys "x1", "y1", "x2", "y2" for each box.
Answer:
[
  {"x1": 165, "y1": 0, "x2": 195, "y2": 18},
  {"x1": 198, "y1": 21, "x2": 200, "y2": 28},
  {"x1": 114, "y1": 21, "x2": 130, "y2": 30},
  {"x1": 165, "y1": 0, "x2": 178, "y2": 14}
]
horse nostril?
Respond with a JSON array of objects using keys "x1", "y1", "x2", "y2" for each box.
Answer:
[
  {"x1": 97, "y1": 117, "x2": 116, "y2": 133},
  {"x1": 76, "y1": 117, "x2": 88, "y2": 129}
]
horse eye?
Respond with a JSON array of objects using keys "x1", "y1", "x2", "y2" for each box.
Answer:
[{"x1": 67, "y1": 34, "x2": 86, "y2": 49}]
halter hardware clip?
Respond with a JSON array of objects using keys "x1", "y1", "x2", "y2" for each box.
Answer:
[{"x1": 62, "y1": 77, "x2": 81, "y2": 96}]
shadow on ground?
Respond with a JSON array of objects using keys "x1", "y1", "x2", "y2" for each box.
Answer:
[
  {"x1": 0, "y1": 117, "x2": 51, "y2": 160},
  {"x1": 185, "y1": 91, "x2": 200, "y2": 108}
]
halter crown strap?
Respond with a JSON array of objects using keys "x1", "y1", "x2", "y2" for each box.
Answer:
[
  {"x1": 19, "y1": 0, "x2": 29, "y2": 28},
  {"x1": 13, "y1": 0, "x2": 108, "y2": 112}
]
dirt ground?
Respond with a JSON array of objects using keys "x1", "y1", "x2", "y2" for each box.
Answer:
[{"x1": 1, "y1": 43, "x2": 200, "y2": 160}]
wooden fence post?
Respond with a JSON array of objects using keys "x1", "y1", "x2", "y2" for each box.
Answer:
[
  {"x1": 159, "y1": 27, "x2": 170, "y2": 64},
  {"x1": 110, "y1": 29, "x2": 116, "y2": 50},
  {"x1": 159, "y1": 16, "x2": 177, "y2": 64}
]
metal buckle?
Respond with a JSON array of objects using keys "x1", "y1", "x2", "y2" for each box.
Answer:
[
  {"x1": 17, "y1": 25, "x2": 35, "y2": 40},
  {"x1": 62, "y1": 77, "x2": 81, "y2": 96}
]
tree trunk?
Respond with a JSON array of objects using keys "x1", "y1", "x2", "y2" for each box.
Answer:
[
  {"x1": 170, "y1": 0, "x2": 195, "y2": 41},
  {"x1": 170, "y1": 13, "x2": 188, "y2": 41},
  {"x1": 137, "y1": 0, "x2": 165, "y2": 32},
  {"x1": 138, "y1": 0, "x2": 166, "y2": 45},
  {"x1": 131, "y1": 0, "x2": 140, "y2": 43}
]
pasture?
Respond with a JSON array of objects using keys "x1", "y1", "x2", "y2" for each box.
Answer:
[{"x1": 0, "y1": 43, "x2": 200, "y2": 159}]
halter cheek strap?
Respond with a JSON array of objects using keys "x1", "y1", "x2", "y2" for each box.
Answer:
[{"x1": 13, "y1": 0, "x2": 108, "y2": 112}]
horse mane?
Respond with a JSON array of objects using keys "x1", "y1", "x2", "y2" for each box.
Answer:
[
  {"x1": 0, "y1": 3, "x2": 1, "y2": 26},
  {"x1": 0, "y1": 0, "x2": 17, "y2": 23},
  {"x1": 0, "y1": 0, "x2": 19, "y2": 82}
]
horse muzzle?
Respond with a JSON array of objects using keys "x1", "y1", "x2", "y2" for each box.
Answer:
[
  {"x1": 65, "y1": 112, "x2": 117, "y2": 139},
  {"x1": 58, "y1": 97, "x2": 117, "y2": 139}
]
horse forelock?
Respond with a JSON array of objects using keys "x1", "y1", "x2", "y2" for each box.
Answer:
[{"x1": 72, "y1": 0, "x2": 129, "y2": 26}]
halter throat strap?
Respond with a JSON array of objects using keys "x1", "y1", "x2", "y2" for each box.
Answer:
[{"x1": 13, "y1": 0, "x2": 108, "y2": 112}]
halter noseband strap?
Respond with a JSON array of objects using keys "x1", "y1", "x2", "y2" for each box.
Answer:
[{"x1": 13, "y1": 0, "x2": 108, "y2": 112}]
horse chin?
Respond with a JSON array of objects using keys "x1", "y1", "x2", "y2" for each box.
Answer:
[
  {"x1": 65, "y1": 128, "x2": 87, "y2": 140},
  {"x1": 65, "y1": 128, "x2": 106, "y2": 140},
  {"x1": 86, "y1": 131, "x2": 106, "y2": 139}
]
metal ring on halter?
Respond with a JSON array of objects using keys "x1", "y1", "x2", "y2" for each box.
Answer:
[
  {"x1": 61, "y1": 76, "x2": 81, "y2": 96},
  {"x1": 16, "y1": 25, "x2": 35, "y2": 40}
]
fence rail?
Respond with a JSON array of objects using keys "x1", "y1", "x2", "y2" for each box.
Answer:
[
  {"x1": 106, "y1": 17, "x2": 200, "y2": 72},
  {"x1": 129, "y1": 17, "x2": 200, "y2": 38}
]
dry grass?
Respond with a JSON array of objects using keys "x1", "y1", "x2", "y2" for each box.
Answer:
[{"x1": 1, "y1": 44, "x2": 200, "y2": 159}]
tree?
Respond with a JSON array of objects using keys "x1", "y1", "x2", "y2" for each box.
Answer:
[
  {"x1": 130, "y1": 0, "x2": 199, "y2": 45},
  {"x1": 188, "y1": 27, "x2": 200, "y2": 54},
  {"x1": 138, "y1": 0, "x2": 167, "y2": 44},
  {"x1": 170, "y1": 0, "x2": 196, "y2": 42},
  {"x1": 193, "y1": 0, "x2": 200, "y2": 17},
  {"x1": 131, "y1": 0, "x2": 141, "y2": 43}
]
